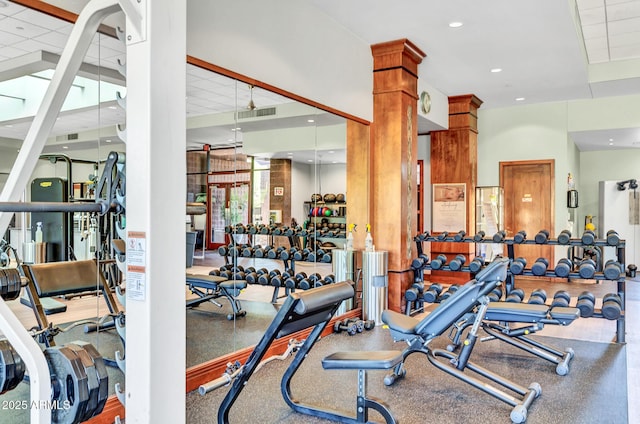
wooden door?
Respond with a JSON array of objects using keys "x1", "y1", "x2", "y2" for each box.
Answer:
[{"x1": 500, "y1": 160, "x2": 555, "y2": 270}]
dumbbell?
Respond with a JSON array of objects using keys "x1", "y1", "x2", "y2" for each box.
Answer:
[
  {"x1": 531, "y1": 257, "x2": 549, "y2": 276},
  {"x1": 557, "y1": 230, "x2": 572, "y2": 245},
  {"x1": 492, "y1": 230, "x2": 507, "y2": 243},
  {"x1": 487, "y1": 287, "x2": 503, "y2": 302},
  {"x1": 578, "y1": 258, "x2": 597, "y2": 279},
  {"x1": 453, "y1": 230, "x2": 466, "y2": 242},
  {"x1": 627, "y1": 264, "x2": 638, "y2": 278},
  {"x1": 604, "y1": 260, "x2": 624, "y2": 280},
  {"x1": 430, "y1": 254, "x2": 448, "y2": 270},
  {"x1": 527, "y1": 288, "x2": 547, "y2": 305},
  {"x1": 267, "y1": 246, "x2": 285, "y2": 259},
  {"x1": 411, "y1": 254, "x2": 429, "y2": 270},
  {"x1": 405, "y1": 286, "x2": 423, "y2": 305},
  {"x1": 279, "y1": 248, "x2": 296, "y2": 260},
  {"x1": 333, "y1": 319, "x2": 358, "y2": 335},
  {"x1": 293, "y1": 248, "x2": 311, "y2": 261},
  {"x1": 576, "y1": 291, "x2": 596, "y2": 317},
  {"x1": 472, "y1": 231, "x2": 485, "y2": 242},
  {"x1": 414, "y1": 231, "x2": 430, "y2": 242},
  {"x1": 513, "y1": 230, "x2": 527, "y2": 244},
  {"x1": 551, "y1": 290, "x2": 571, "y2": 308},
  {"x1": 233, "y1": 269, "x2": 246, "y2": 280},
  {"x1": 509, "y1": 257, "x2": 527, "y2": 275},
  {"x1": 606, "y1": 230, "x2": 621, "y2": 246},
  {"x1": 440, "y1": 284, "x2": 459, "y2": 301},
  {"x1": 505, "y1": 288, "x2": 525, "y2": 303},
  {"x1": 448, "y1": 254, "x2": 466, "y2": 271},
  {"x1": 468, "y1": 256, "x2": 484, "y2": 273},
  {"x1": 297, "y1": 278, "x2": 312, "y2": 290},
  {"x1": 534, "y1": 229, "x2": 550, "y2": 244},
  {"x1": 436, "y1": 231, "x2": 449, "y2": 241},
  {"x1": 323, "y1": 274, "x2": 335, "y2": 284},
  {"x1": 253, "y1": 245, "x2": 271, "y2": 258},
  {"x1": 308, "y1": 273, "x2": 323, "y2": 285},
  {"x1": 581, "y1": 230, "x2": 596, "y2": 245},
  {"x1": 554, "y1": 258, "x2": 573, "y2": 278},
  {"x1": 422, "y1": 283, "x2": 443, "y2": 303},
  {"x1": 601, "y1": 293, "x2": 622, "y2": 320}
]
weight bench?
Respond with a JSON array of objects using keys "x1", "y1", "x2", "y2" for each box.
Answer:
[
  {"x1": 20, "y1": 260, "x2": 122, "y2": 347},
  {"x1": 218, "y1": 281, "x2": 403, "y2": 424},
  {"x1": 185, "y1": 274, "x2": 247, "y2": 320},
  {"x1": 476, "y1": 302, "x2": 579, "y2": 375},
  {"x1": 381, "y1": 257, "x2": 541, "y2": 424}
]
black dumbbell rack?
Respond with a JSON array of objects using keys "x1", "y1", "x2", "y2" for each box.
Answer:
[{"x1": 411, "y1": 231, "x2": 629, "y2": 343}]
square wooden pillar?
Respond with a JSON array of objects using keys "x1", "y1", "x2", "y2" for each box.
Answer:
[
  {"x1": 368, "y1": 39, "x2": 425, "y2": 312},
  {"x1": 430, "y1": 94, "x2": 483, "y2": 284}
]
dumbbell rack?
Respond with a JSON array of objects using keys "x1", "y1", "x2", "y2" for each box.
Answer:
[{"x1": 412, "y1": 232, "x2": 629, "y2": 343}]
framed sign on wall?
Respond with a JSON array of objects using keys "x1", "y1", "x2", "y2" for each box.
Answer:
[{"x1": 432, "y1": 183, "x2": 466, "y2": 232}]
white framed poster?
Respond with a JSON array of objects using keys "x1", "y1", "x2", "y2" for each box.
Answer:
[{"x1": 432, "y1": 183, "x2": 466, "y2": 232}]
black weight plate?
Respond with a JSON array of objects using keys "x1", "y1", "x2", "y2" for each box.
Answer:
[
  {"x1": 70, "y1": 341, "x2": 109, "y2": 415},
  {"x1": 0, "y1": 339, "x2": 24, "y2": 394},
  {"x1": 45, "y1": 346, "x2": 90, "y2": 424},
  {"x1": 66, "y1": 343, "x2": 99, "y2": 421},
  {"x1": 7, "y1": 268, "x2": 21, "y2": 300}
]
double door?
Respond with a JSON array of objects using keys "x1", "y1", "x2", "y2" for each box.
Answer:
[{"x1": 207, "y1": 181, "x2": 250, "y2": 250}]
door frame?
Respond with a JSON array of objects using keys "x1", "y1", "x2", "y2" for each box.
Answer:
[{"x1": 499, "y1": 159, "x2": 555, "y2": 265}]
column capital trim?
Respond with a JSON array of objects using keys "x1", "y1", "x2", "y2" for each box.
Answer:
[{"x1": 371, "y1": 38, "x2": 426, "y2": 77}]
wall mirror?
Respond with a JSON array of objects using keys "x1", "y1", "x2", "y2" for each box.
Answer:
[
  {"x1": 0, "y1": 2, "x2": 351, "y2": 408},
  {"x1": 183, "y1": 63, "x2": 348, "y2": 366},
  {"x1": 0, "y1": 0, "x2": 127, "y2": 417}
]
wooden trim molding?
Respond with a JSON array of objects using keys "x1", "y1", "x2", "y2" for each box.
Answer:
[{"x1": 186, "y1": 56, "x2": 370, "y2": 126}]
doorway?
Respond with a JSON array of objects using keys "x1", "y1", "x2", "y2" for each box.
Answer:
[
  {"x1": 499, "y1": 160, "x2": 555, "y2": 269},
  {"x1": 207, "y1": 174, "x2": 251, "y2": 249}
]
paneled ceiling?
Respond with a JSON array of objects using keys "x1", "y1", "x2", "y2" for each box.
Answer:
[{"x1": 1, "y1": 0, "x2": 640, "y2": 153}]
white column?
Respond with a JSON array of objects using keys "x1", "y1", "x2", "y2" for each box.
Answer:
[{"x1": 125, "y1": 0, "x2": 186, "y2": 422}]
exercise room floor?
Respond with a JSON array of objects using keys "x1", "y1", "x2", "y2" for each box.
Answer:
[{"x1": 4, "y1": 249, "x2": 638, "y2": 422}]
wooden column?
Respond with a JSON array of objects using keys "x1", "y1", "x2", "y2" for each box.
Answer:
[
  {"x1": 269, "y1": 159, "x2": 292, "y2": 225},
  {"x1": 369, "y1": 39, "x2": 425, "y2": 312},
  {"x1": 430, "y1": 94, "x2": 483, "y2": 284}
]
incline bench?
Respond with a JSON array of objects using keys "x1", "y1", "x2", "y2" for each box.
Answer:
[
  {"x1": 217, "y1": 281, "x2": 403, "y2": 424},
  {"x1": 21, "y1": 259, "x2": 122, "y2": 347},
  {"x1": 185, "y1": 274, "x2": 247, "y2": 320}
]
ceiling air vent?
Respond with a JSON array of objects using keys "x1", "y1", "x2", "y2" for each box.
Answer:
[
  {"x1": 55, "y1": 133, "x2": 79, "y2": 141},
  {"x1": 236, "y1": 107, "x2": 276, "y2": 120}
]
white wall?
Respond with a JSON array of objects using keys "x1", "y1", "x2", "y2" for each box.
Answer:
[{"x1": 478, "y1": 101, "x2": 572, "y2": 235}]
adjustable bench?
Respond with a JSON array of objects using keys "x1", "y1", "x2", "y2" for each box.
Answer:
[
  {"x1": 21, "y1": 260, "x2": 122, "y2": 347},
  {"x1": 479, "y1": 302, "x2": 580, "y2": 375},
  {"x1": 218, "y1": 281, "x2": 403, "y2": 424},
  {"x1": 185, "y1": 274, "x2": 247, "y2": 320},
  {"x1": 381, "y1": 257, "x2": 541, "y2": 424}
]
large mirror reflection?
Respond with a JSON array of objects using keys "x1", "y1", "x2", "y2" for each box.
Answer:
[
  {"x1": 183, "y1": 65, "x2": 348, "y2": 366},
  {"x1": 0, "y1": 6, "x2": 350, "y2": 420},
  {"x1": 0, "y1": 2, "x2": 127, "y2": 421}
]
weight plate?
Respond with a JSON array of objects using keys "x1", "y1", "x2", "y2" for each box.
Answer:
[
  {"x1": 0, "y1": 339, "x2": 25, "y2": 394},
  {"x1": 45, "y1": 345, "x2": 90, "y2": 424},
  {"x1": 66, "y1": 343, "x2": 100, "y2": 421}
]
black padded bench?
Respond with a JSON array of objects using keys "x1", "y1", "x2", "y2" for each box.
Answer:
[
  {"x1": 216, "y1": 281, "x2": 403, "y2": 424},
  {"x1": 322, "y1": 350, "x2": 403, "y2": 423},
  {"x1": 21, "y1": 260, "x2": 122, "y2": 347},
  {"x1": 478, "y1": 302, "x2": 580, "y2": 375},
  {"x1": 185, "y1": 274, "x2": 246, "y2": 320}
]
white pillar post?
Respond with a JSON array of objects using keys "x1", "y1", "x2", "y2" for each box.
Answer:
[{"x1": 124, "y1": 0, "x2": 186, "y2": 422}]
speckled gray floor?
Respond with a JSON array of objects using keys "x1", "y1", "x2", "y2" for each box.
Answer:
[{"x1": 186, "y1": 328, "x2": 627, "y2": 424}]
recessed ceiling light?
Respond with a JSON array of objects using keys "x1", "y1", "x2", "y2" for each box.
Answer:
[
  {"x1": 609, "y1": 142, "x2": 614, "y2": 146},
  {"x1": 62, "y1": 146, "x2": 68, "y2": 149},
  {"x1": 490, "y1": 68, "x2": 502, "y2": 73},
  {"x1": 307, "y1": 159, "x2": 313, "y2": 162},
  {"x1": 307, "y1": 119, "x2": 315, "y2": 123},
  {"x1": 106, "y1": 139, "x2": 112, "y2": 143},
  {"x1": 108, "y1": 106, "x2": 117, "y2": 110},
  {"x1": 609, "y1": 138, "x2": 614, "y2": 142},
  {"x1": 449, "y1": 22, "x2": 463, "y2": 28},
  {"x1": 515, "y1": 97, "x2": 525, "y2": 101},
  {"x1": 5, "y1": 124, "x2": 13, "y2": 128},
  {"x1": 328, "y1": 151, "x2": 335, "y2": 154},
  {"x1": 15, "y1": 26, "x2": 24, "y2": 31}
]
